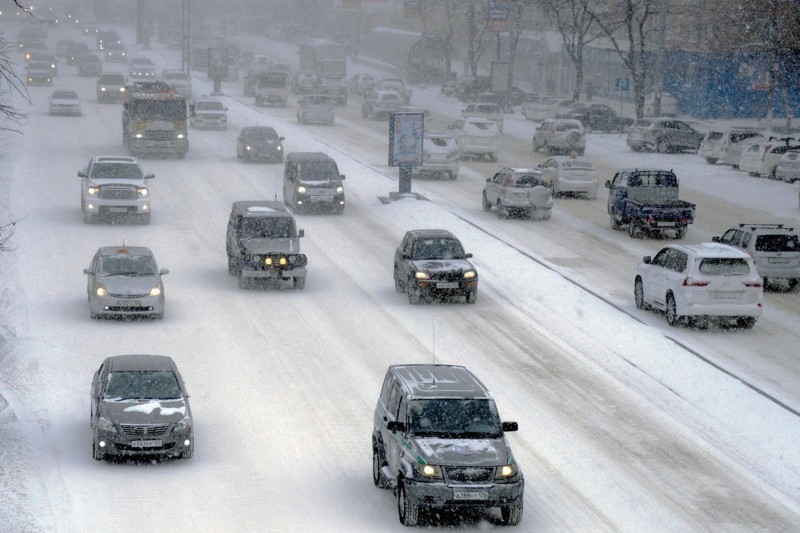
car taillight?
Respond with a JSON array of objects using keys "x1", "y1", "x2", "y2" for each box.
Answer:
[
  {"x1": 762, "y1": 144, "x2": 772, "y2": 159},
  {"x1": 682, "y1": 277, "x2": 710, "y2": 287},
  {"x1": 743, "y1": 281, "x2": 762, "y2": 288}
]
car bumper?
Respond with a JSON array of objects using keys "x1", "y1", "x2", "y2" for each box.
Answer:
[
  {"x1": 50, "y1": 105, "x2": 81, "y2": 115},
  {"x1": 755, "y1": 265, "x2": 800, "y2": 280},
  {"x1": 241, "y1": 266, "x2": 307, "y2": 281},
  {"x1": 415, "y1": 279, "x2": 477, "y2": 297},
  {"x1": 192, "y1": 118, "x2": 227, "y2": 129},
  {"x1": 403, "y1": 478, "x2": 523, "y2": 509},
  {"x1": 95, "y1": 429, "x2": 192, "y2": 458},
  {"x1": 677, "y1": 300, "x2": 763, "y2": 318},
  {"x1": 293, "y1": 193, "x2": 345, "y2": 211},
  {"x1": 84, "y1": 197, "x2": 150, "y2": 216},
  {"x1": 556, "y1": 178, "x2": 598, "y2": 195},
  {"x1": 128, "y1": 139, "x2": 188, "y2": 155},
  {"x1": 244, "y1": 148, "x2": 282, "y2": 160},
  {"x1": 418, "y1": 161, "x2": 459, "y2": 174},
  {"x1": 89, "y1": 293, "x2": 164, "y2": 317}
]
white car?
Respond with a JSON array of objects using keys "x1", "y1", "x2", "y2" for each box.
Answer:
[
  {"x1": 774, "y1": 151, "x2": 800, "y2": 183},
  {"x1": 162, "y1": 69, "x2": 192, "y2": 99},
  {"x1": 190, "y1": 98, "x2": 228, "y2": 130},
  {"x1": 415, "y1": 132, "x2": 459, "y2": 180},
  {"x1": 447, "y1": 118, "x2": 499, "y2": 161},
  {"x1": 521, "y1": 96, "x2": 563, "y2": 122},
  {"x1": 533, "y1": 119, "x2": 586, "y2": 156},
  {"x1": 538, "y1": 156, "x2": 598, "y2": 199},
  {"x1": 698, "y1": 128, "x2": 762, "y2": 165},
  {"x1": 49, "y1": 89, "x2": 81, "y2": 116},
  {"x1": 634, "y1": 243, "x2": 763, "y2": 328},
  {"x1": 461, "y1": 102, "x2": 504, "y2": 132},
  {"x1": 739, "y1": 138, "x2": 800, "y2": 177}
]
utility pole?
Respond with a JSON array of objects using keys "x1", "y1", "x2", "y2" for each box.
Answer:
[{"x1": 652, "y1": 0, "x2": 668, "y2": 116}]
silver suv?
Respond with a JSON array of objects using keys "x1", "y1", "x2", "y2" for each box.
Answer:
[
  {"x1": 372, "y1": 364, "x2": 524, "y2": 526},
  {"x1": 78, "y1": 156, "x2": 154, "y2": 224},
  {"x1": 713, "y1": 223, "x2": 800, "y2": 290},
  {"x1": 482, "y1": 167, "x2": 553, "y2": 220},
  {"x1": 532, "y1": 119, "x2": 586, "y2": 155}
]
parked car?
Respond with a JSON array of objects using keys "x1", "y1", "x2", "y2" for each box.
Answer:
[
  {"x1": 724, "y1": 134, "x2": 765, "y2": 169},
  {"x1": 361, "y1": 90, "x2": 403, "y2": 120},
  {"x1": 293, "y1": 70, "x2": 320, "y2": 94},
  {"x1": 77, "y1": 53, "x2": 102, "y2": 77},
  {"x1": 283, "y1": 152, "x2": 345, "y2": 214},
  {"x1": 48, "y1": 89, "x2": 81, "y2": 115},
  {"x1": 713, "y1": 223, "x2": 800, "y2": 290},
  {"x1": 393, "y1": 229, "x2": 478, "y2": 304},
  {"x1": 78, "y1": 155, "x2": 154, "y2": 224},
  {"x1": 236, "y1": 126, "x2": 284, "y2": 163},
  {"x1": 774, "y1": 151, "x2": 800, "y2": 183},
  {"x1": 559, "y1": 103, "x2": 633, "y2": 132},
  {"x1": 698, "y1": 128, "x2": 763, "y2": 165},
  {"x1": 634, "y1": 243, "x2": 763, "y2": 328},
  {"x1": 749, "y1": 138, "x2": 800, "y2": 178},
  {"x1": 482, "y1": 167, "x2": 553, "y2": 220},
  {"x1": 453, "y1": 75, "x2": 491, "y2": 102},
  {"x1": 96, "y1": 72, "x2": 126, "y2": 102},
  {"x1": 226, "y1": 201, "x2": 307, "y2": 289},
  {"x1": 297, "y1": 94, "x2": 335, "y2": 125},
  {"x1": 372, "y1": 364, "x2": 523, "y2": 526},
  {"x1": 461, "y1": 102, "x2": 504, "y2": 132},
  {"x1": 626, "y1": 118, "x2": 704, "y2": 153},
  {"x1": 90, "y1": 354, "x2": 193, "y2": 460},
  {"x1": 532, "y1": 119, "x2": 586, "y2": 156},
  {"x1": 190, "y1": 97, "x2": 228, "y2": 130},
  {"x1": 349, "y1": 73, "x2": 376, "y2": 95},
  {"x1": 83, "y1": 245, "x2": 168, "y2": 319},
  {"x1": 414, "y1": 132, "x2": 459, "y2": 180},
  {"x1": 447, "y1": 118, "x2": 499, "y2": 161},
  {"x1": 538, "y1": 156, "x2": 598, "y2": 199}
]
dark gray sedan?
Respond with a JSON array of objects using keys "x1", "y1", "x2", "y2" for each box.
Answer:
[
  {"x1": 237, "y1": 126, "x2": 285, "y2": 162},
  {"x1": 84, "y1": 246, "x2": 168, "y2": 319},
  {"x1": 91, "y1": 354, "x2": 193, "y2": 460}
]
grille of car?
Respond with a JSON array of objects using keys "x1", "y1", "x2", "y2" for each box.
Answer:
[
  {"x1": 143, "y1": 129, "x2": 177, "y2": 140},
  {"x1": 107, "y1": 291, "x2": 150, "y2": 298},
  {"x1": 445, "y1": 466, "x2": 494, "y2": 483},
  {"x1": 100, "y1": 187, "x2": 137, "y2": 200},
  {"x1": 428, "y1": 269, "x2": 465, "y2": 282},
  {"x1": 120, "y1": 424, "x2": 170, "y2": 436}
]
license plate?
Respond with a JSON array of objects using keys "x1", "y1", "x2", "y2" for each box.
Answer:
[
  {"x1": 311, "y1": 196, "x2": 333, "y2": 203},
  {"x1": 108, "y1": 206, "x2": 130, "y2": 212},
  {"x1": 768, "y1": 258, "x2": 790, "y2": 264},
  {"x1": 117, "y1": 299, "x2": 141, "y2": 306},
  {"x1": 711, "y1": 292, "x2": 739, "y2": 300},
  {"x1": 657, "y1": 221, "x2": 676, "y2": 227},
  {"x1": 453, "y1": 491, "x2": 488, "y2": 501},
  {"x1": 131, "y1": 440, "x2": 162, "y2": 448},
  {"x1": 437, "y1": 282, "x2": 459, "y2": 289}
]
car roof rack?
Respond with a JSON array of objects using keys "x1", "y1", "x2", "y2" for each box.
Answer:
[{"x1": 737, "y1": 223, "x2": 792, "y2": 230}]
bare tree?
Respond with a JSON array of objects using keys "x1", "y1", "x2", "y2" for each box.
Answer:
[
  {"x1": 503, "y1": 0, "x2": 535, "y2": 109},
  {"x1": 0, "y1": 219, "x2": 17, "y2": 251},
  {"x1": 541, "y1": 0, "x2": 598, "y2": 102},
  {"x1": 590, "y1": 0, "x2": 656, "y2": 118},
  {"x1": 1, "y1": 0, "x2": 34, "y2": 133},
  {"x1": 463, "y1": 0, "x2": 489, "y2": 77}
]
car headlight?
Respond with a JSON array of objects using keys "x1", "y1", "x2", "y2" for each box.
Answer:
[
  {"x1": 95, "y1": 285, "x2": 107, "y2": 296},
  {"x1": 276, "y1": 145, "x2": 282, "y2": 151},
  {"x1": 97, "y1": 417, "x2": 117, "y2": 433},
  {"x1": 414, "y1": 271, "x2": 429, "y2": 280},
  {"x1": 137, "y1": 187, "x2": 148, "y2": 197},
  {"x1": 149, "y1": 284, "x2": 162, "y2": 297},
  {"x1": 414, "y1": 463, "x2": 443, "y2": 480},
  {"x1": 173, "y1": 416, "x2": 192, "y2": 433},
  {"x1": 87, "y1": 186, "x2": 98, "y2": 195},
  {"x1": 463, "y1": 270, "x2": 476, "y2": 279},
  {"x1": 494, "y1": 463, "x2": 520, "y2": 482},
  {"x1": 297, "y1": 186, "x2": 306, "y2": 194},
  {"x1": 177, "y1": 133, "x2": 185, "y2": 139},
  {"x1": 336, "y1": 186, "x2": 343, "y2": 193},
  {"x1": 120, "y1": 87, "x2": 125, "y2": 92}
]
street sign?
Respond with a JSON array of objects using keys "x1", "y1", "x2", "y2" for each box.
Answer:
[{"x1": 615, "y1": 77, "x2": 630, "y2": 92}]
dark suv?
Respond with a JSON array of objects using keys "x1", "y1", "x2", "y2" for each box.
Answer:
[
  {"x1": 372, "y1": 364, "x2": 524, "y2": 526},
  {"x1": 226, "y1": 201, "x2": 307, "y2": 289},
  {"x1": 283, "y1": 152, "x2": 345, "y2": 214},
  {"x1": 393, "y1": 229, "x2": 478, "y2": 304}
]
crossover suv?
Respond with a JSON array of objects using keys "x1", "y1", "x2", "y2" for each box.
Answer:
[
  {"x1": 226, "y1": 201, "x2": 307, "y2": 289},
  {"x1": 532, "y1": 119, "x2": 586, "y2": 156},
  {"x1": 362, "y1": 90, "x2": 402, "y2": 120},
  {"x1": 236, "y1": 126, "x2": 284, "y2": 163},
  {"x1": 283, "y1": 152, "x2": 345, "y2": 214},
  {"x1": 482, "y1": 167, "x2": 553, "y2": 220},
  {"x1": 83, "y1": 246, "x2": 168, "y2": 319},
  {"x1": 297, "y1": 94, "x2": 335, "y2": 125},
  {"x1": 713, "y1": 223, "x2": 800, "y2": 290},
  {"x1": 538, "y1": 156, "x2": 598, "y2": 199},
  {"x1": 626, "y1": 118, "x2": 704, "y2": 153},
  {"x1": 634, "y1": 243, "x2": 763, "y2": 328},
  {"x1": 461, "y1": 102, "x2": 504, "y2": 132},
  {"x1": 372, "y1": 364, "x2": 523, "y2": 526},
  {"x1": 414, "y1": 132, "x2": 459, "y2": 180},
  {"x1": 393, "y1": 229, "x2": 478, "y2": 304},
  {"x1": 96, "y1": 72, "x2": 126, "y2": 102},
  {"x1": 91, "y1": 354, "x2": 193, "y2": 460},
  {"x1": 78, "y1": 156, "x2": 154, "y2": 224},
  {"x1": 447, "y1": 118, "x2": 499, "y2": 161}
]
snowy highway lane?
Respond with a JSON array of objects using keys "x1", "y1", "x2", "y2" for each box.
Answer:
[{"x1": 1, "y1": 23, "x2": 800, "y2": 532}]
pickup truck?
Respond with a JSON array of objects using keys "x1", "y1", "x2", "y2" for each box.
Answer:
[{"x1": 605, "y1": 169, "x2": 695, "y2": 238}]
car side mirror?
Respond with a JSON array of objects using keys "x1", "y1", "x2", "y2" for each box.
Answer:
[
  {"x1": 486, "y1": 178, "x2": 490, "y2": 182},
  {"x1": 78, "y1": 170, "x2": 87, "y2": 177},
  {"x1": 387, "y1": 420, "x2": 406, "y2": 433},
  {"x1": 145, "y1": 173, "x2": 155, "y2": 179},
  {"x1": 501, "y1": 421, "x2": 518, "y2": 432},
  {"x1": 604, "y1": 180, "x2": 612, "y2": 189},
  {"x1": 280, "y1": 136, "x2": 285, "y2": 141},
  {"x1": 711, "y1": 236, "x2": 721, "y2": 242},
  {"x1": 160, "y1": 268, "x2": 169, "y2": 275},
  {"x1": 298, "y1": 229, "x2": 305, "y2": 238},
  {"x1": 83, "y1": 268, "x2": 92, "y2": 275},
  {"x1": 465, "y1": 252, "x2": 473, "y2": 259},
  {"x1": 642, "y1": 256, "x2": 652, "y2": 264},
  {"x1": 340, "y1": 174, "x2": 345, "y2": 180}
]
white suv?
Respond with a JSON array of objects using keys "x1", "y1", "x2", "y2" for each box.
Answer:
[
  {"x1": 532, "y1": 119, "x2": 585, "y2": 156},
  {"x1": 713, "y1": 223, "x2": 800, "y2": 290},
  {"x1": 78, "y1": 156, "x2": 154, "y2": 224},
  {"x1": 634, "y1": 243, "x2": 763, "y2": 328}
]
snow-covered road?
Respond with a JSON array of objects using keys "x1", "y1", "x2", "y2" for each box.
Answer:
[{"x1": 1, "y1": 20, "x2": 799, "y2": 532}]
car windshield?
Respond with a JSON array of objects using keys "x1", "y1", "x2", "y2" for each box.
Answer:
[
  {"x1": 513, "y1": 174, "x2": 547, "y2": 188},
  {"x1": 408, "y1": 399, "x2": 502, "y2": 438},
  {"x1": 467, "y1": 121, "x2": 493, "y2": 131},
  {"x1": 52, "y1": 91, "x2": 77, "y2": 99},
  {"x1": 241, "y1": 217, "x2": 295, "y2": 239},
  {"x1": 755, "y1": 234, "x2": 800, "y2": 252},
  {"x1": 104, "y1": 371, "x2": 182, "y2": 400},
  {"x1": 426, "y1": 136, "x2": 450, "y2": 147},
  {"x1": 297, "y1": 160, "x2": 339, "y2": 181},
  {"x1": 697, "y1": 258, "x2": 751, "y2": 275},
  {"x1": 130, "y1": 99, "x2": 187, "y2": 121},
  {"x1": 245, "y1": 128, "x2": 278, "y2": 140},
  {"x1": 411, "y1": 237, "x2": 466, "y2": 260},
  {"x1": 562, "y1": 161, "x2": 593, "y2": 170},
  {"x1": 164, "y1": 72, "x2": 187, "y2": 81},
  {"x1": 90, "y1": 163, "x2": 143, "y2": 180},
  {"x1": 98, "y1": 253, "x2": 159, "y2": 276},
  {"x1": 196, "y1": 101, "x2": 223, "y2": 111}
]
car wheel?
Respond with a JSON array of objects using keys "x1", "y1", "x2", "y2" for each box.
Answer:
[
  {"x1": 466, "y1": 289, "x2": 477, "y2": 304},
  {"x1": 397, "y1": 482, "x2": 419, "y2": 526},
  {"x1": 407, "y1": 280, "x2": 421, "y2": 304},
  {"x1": 394, "y1": 270, "x2": 405, "y2": 293},
  {"x1": 691, "y1": 315, "x2": 709, "y2": 329},
  {"x1": 238, "y1": 275, "x2": 249, "y2": 289},
  {"x1": 181, "y1": 446, "x2": 193, "y2": 459},
  {"x1": 92, "y1": 440, "x2": 104, "y2": 461},
  {"x1": 82, "y1": 210, "x2": 96, "y2": 224},
  {"x1": 634, "y1": 278, "x2": 649, "y2": 310},
  {"x1": 706, "y1": 158, "x2": 717, "y2": 164},
  {"x1": 501, "y1": 501, "x2": 523, "y2": 526},
  {"x1": 497, "y1": 202, "x2": 508, "y2": 219},
  {"x1": 293, "y1": 277, "x2": 305, "y2": 290},
  {"x1": 449, "y1": 171, "x2": 457, "y2": 180},
  {"x1": 788, "y1": 279, "x2": 799, "y2": 291},
  {"x1": 675, "y1": 226, "x2": 687, "y2": 239},
  {"x1": 656, "y1": 138, "x2": 670, "y2": 153},
  {"x1": 610, "y1": 214, "x2": 620, "y2": 230},
  {"x1": 140, "y1": 213, "x2": 150, "y2": 225},
  {"x1": 481, "y1": 193, "x2": 492, "y2": 212},
  {"x1": 372, "y1": 441, "x2": 389, "y2": 488},
  {"x1": 488, "y1": 152, "x2": 497, "y2": 162},
  {"x1": 737, "y1": 317, "x2": 757, "y2": 329},
  {"x1": 228, "y1": 255, "x2": 240, "y2": 276},
  {"x1": 665, "y1": 293, "x2": 681, "y2": 327}
]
